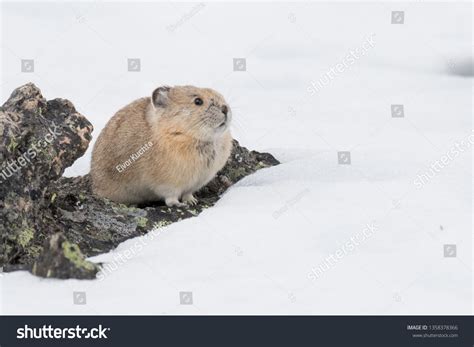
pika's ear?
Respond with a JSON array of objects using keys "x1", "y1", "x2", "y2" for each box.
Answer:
[{"x1": 151, "y1": 86, "x2": 171, "y2": 108}]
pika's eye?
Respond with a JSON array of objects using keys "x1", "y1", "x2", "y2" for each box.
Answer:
[{"x1": 194, "y1": 98, "x2": 203, "y2": 106}]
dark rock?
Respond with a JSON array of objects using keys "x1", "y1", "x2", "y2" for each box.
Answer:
[
  {"x1": 0, "y1": 83, "x2": 93, "y2": 268},
  {"x1": 31, "y1": 233, "x2": 99, "y2": 279},
  {"x1": 0, "y1": 83, "x2": 279, "y2": 279}
]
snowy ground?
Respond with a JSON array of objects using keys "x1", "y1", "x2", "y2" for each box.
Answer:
[{"x1": 0, "y1": 2, "x2": 472, "y2": 315}]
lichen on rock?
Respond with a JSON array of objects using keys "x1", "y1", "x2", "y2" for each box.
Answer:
[
  {"x1": 31, "y1": 233, "x2": 99, "y2": 279},
  {"x1": 0, "y1": 83, "x2": 279, "y2": 279},
  {"x1": 0, "y1": 83, "x2": 93, "y2": 270}
]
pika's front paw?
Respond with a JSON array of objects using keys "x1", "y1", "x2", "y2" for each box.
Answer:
[
  {"x1": 165, "y1": 197, "x2": 186, "y2": 208},
  {"x1": 182, "y1": 193, "x2": 198, "y2": 206}
]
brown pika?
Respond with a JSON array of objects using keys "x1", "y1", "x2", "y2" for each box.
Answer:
[{"x1": 91, "y1": 85, "x2": 233, "y2": 207}]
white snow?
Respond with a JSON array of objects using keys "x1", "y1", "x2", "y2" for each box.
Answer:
[{"x1": 0, "y1": 2, "x2": 472, "y2": 315}]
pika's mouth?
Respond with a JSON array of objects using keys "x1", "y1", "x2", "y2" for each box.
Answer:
[{"x1": 217, "y1": 114, "x2": 228, "y2": 128}]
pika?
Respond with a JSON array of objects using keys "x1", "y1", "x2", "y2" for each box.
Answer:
[{"x1": 91, "y1": 85, "x2": 233, "y2": 207}]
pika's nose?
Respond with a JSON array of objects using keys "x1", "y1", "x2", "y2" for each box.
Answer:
[{"x1": 221, "y1": 105, "x2": 228, "y2": 116}]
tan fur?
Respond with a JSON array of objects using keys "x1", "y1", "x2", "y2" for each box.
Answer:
[{"x1": 91, "y1": 85, "x2": 233, "y2": 207}]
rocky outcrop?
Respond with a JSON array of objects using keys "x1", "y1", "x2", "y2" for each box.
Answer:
[{"x1": 0, "y1": 83, "x2": 279, "y2": 279}]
